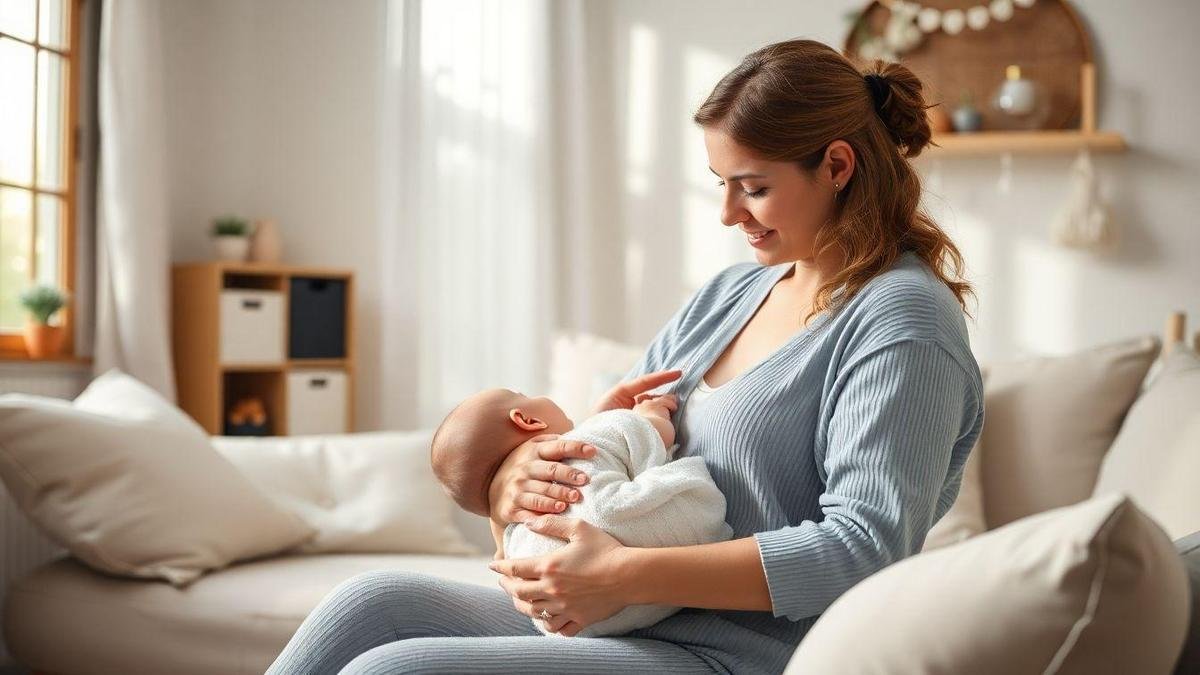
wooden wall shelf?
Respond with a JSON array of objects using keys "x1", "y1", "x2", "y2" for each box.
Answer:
[{"x1": 925, "y1": 130, "x2": 1127, "y2": 157}]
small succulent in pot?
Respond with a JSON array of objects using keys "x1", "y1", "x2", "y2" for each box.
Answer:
[
  {"x1": 19, "y1": 283, "x2": 69, "y2": 358},
  {"x1": 211, "y1": 215, "x2": 254, "y2": 261}
]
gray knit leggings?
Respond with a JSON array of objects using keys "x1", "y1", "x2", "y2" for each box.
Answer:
[{"x1": 264, "y1": 569, "x2": 721, "y2": 674}]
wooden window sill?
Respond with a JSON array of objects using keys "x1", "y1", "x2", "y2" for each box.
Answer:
[{"x1": 0, "y1": 352, "x2": 92, "y2": 366}]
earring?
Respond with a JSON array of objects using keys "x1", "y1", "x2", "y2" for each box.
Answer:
[{"x1": 834, "y1": 182, "x2": 841, "y2": 193}]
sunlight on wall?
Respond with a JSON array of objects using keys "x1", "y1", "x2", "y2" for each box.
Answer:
[
  {"x1": 624, "y1": 24, "x2": 658, "y2": 197},
  {"x1": 1014, "y1": 237, "x2": 1080, "y2": 356},
  {"x1": 938, "y1": 207, "x2": 995, "y2": 361},
  {"x1": 680, "y1": 45, "x2": 747, "y2": 293}
]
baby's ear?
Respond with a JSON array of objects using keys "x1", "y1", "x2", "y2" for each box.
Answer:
[{"x1": 508, "y1": 408, "x2": 549, "y2": 432}]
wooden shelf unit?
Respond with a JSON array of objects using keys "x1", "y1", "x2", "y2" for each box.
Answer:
[
  {"x1": 925, "y1": 130, "x2": 1127, "y2": 157},
  {"x1": 171, "y1": 261, "x2": 356, "y2": 436}
]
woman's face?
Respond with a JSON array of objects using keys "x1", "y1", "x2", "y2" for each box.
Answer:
[{"x1": 703, "y1": 128, "x2": 838, "y2": 267}]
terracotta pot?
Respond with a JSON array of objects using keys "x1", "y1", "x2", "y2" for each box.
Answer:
[{"x1": 23, "y1": 321, "x2": 65, "y2": 358}]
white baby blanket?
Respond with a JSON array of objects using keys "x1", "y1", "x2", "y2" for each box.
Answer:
[{"x1": 503, "y1": 408, "x2": 734, "y2": 638}]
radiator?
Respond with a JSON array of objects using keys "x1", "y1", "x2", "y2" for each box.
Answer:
[{"x1": 0, "y1": 364, "x2": 90, "y2": 667}]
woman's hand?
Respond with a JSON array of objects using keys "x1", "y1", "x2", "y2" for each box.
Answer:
[
  {"x1": 488, "y1": 515, "x2": 631, "y2": 637},
  {"x1": 591, "y1": 369, "x2": 683, "y2": 416},
  {"x1": 488, "y1": 436, "x2": 596, "y2": 525}
]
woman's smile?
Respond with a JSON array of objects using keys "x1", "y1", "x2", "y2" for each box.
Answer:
[{"x1": 745, "y1": 228, "x2": 776, "y2": 247}]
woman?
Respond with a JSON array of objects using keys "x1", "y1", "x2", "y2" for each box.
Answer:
[{"x1": 267, "y1": 38, "x2": 985, "y2": 674}]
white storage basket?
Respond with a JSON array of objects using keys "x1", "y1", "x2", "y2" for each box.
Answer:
[
  {"x1": 219, "y1": 290, "x2": 285, "y2": 365},
  {"x1": 286, "y1": 369, "x2": 348, "y2": 435}
]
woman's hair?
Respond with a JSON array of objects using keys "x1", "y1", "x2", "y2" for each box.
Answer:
[{"x1": 693, "y1": 38, "x2": 975, "y2": 323}]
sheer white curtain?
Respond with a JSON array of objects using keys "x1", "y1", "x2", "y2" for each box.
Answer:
[
  {"x1": 93, "y1": 0, "x2": 175, "y2": 398},
  {"x1": 380, "y1": 0, "x2": 593, "y2": 428}
]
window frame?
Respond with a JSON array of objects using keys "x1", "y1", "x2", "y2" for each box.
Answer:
[{"x1": 0, "y1": 0, "x2": 84, "y2": 359}]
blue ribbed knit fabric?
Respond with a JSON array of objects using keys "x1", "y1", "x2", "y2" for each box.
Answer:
[
  {"x1": 612, "y1": 248, "x2": 986, "y2": 673},
  {"x1": 265, "y1": 249, "x2": 984, "y2": 675}
]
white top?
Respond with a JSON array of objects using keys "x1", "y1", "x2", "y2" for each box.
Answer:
[{"x1": 679, "y1": 375, "x2": 725, "y2": 441}]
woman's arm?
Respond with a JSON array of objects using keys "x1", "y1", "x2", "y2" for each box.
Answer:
[
  {"x1": 736, "y1": 339, "x2": 979, "y2": 621},
  {"x1": 522, "y1": 338, "x2": 980, "y2": 624},
  {"x1": 617, "y1": 536, "x2": 771, "y2": 611},
  {"x1": 493, "y1": 339, "x2": 980, "y2": 627}
]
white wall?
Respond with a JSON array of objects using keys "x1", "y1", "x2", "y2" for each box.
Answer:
[
  {"x1": 603, "y1": 0, "x2": 1200, "y2": 364},
  {"x1": 161, "y1": 0, "x2": 387, "y2": 429},
  {"x1": 158, "y1": 0, "x2": 1200, "y2": 433}
]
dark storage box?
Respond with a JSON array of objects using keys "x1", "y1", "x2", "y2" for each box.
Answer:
[
  {"x1": 289, "y1": 277, "x2": 347, "y2": 359},
  {"x1": 223, "y1": 420, "x2": 272, "y2": 436}
]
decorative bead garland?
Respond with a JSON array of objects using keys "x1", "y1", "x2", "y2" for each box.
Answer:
[{"x1": 857, "y1": 0, "x2": 1038, "y2": 61}]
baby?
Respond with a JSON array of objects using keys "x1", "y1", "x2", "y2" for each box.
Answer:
[{"x1": 430, "y1": 388, "x2": 733, "y2": 638}]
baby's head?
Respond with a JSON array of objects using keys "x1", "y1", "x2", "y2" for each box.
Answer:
[{"x1": 430, "y1": 388, "x2": 574, "y2": 517}]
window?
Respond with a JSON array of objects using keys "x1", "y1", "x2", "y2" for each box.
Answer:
[{"x1": 0, "y1": 0, "x2": 81, "y2": 357}]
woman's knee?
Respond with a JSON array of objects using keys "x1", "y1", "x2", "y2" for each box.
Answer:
[{"x1": 322, "y1": 570, "x2": 448, "y2": 630}]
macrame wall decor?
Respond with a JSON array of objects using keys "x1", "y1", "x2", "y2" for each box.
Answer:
[{"x1": 850, "y1": 0, "x2": 1039, "y2": 62}]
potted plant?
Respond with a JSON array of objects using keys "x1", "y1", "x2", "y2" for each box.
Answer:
[
  {"x1": 19, "y1": 283, "x2": 68, "y2": 358},
  {"x1": 211, "y1": 215, "x2": 253, "y2": 261}
]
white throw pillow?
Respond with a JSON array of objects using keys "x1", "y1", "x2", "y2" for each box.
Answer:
[
  {"x1": 211, "y1": 431, "x2": 480, "y2": 555},
  {"x1": 547, "y1": 332, "x2": 646, "y2": 421},
  {"x1": 0, "y1": 369, "x2": 316, "y2": 586},
  {"x1": 786, "y1": 493, "x2": 1190, "y2": 675},
  {"x1": 1093, "y1": 346, "x2": 1200, "y2": 539}
]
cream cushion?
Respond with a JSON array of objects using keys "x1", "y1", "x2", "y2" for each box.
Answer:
[
  {"x1": 979, "y1": 335, "x2": 1159, "y2": 528},
  {"x1": 548, "y1": 332, "x2": 645, "y2": 421},
  {"x1": 211, "y1": 431, "x2": 480, "y2": 555},
  {"x1": 1093, "y1": 347, "x2": 1200, "y2": 539},
  {"x1": 785, "y1": 493, "x2": 1190, "y2": 675},
  {"x1": 0, "y1": 369, "x2": 315, "y2": 586},
  {"x1": 4, "y1": 552, "x2": 495, "y2": 675}
]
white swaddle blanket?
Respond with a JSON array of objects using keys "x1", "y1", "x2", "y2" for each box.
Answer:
[{"x1": 503, "y1": 408, "x2": 734, "y2": 638}]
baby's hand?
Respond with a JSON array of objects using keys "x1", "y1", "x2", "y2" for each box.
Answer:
[
  {"x1": 632, "y1": 393, "x2": 676, "y2": 419},
  {"x1": 633, "y1": 394, "x2": 677, "y2": 447}
]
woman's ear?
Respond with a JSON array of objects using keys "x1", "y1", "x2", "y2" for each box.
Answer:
[
  {"x1": 508, "y1": 408, "x2": 549, "y2": 432},
  {"x1": 824, "y1": 139, "x2": 856, "y2": 192}
]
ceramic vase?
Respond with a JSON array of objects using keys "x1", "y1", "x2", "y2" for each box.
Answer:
[
  {"x1": 249, "y1": 219, "x2": 282, "y2": 263},
  {"x1": 213, "y1": 235, "x2": 250, "y2": 261}
]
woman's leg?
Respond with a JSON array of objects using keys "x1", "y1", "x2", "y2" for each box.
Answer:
[
  {"x1": 267, "y1": 568, "x2": 722, "y2": 675},
  {"x1": 265, "y1": 569, "x2": 538, "y2": 675},
  {"x1": 338, "y1": 634, "x2": 720, "y2": 674}
]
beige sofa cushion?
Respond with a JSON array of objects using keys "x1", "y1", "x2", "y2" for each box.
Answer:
[
  {"x1": 980, "y1": 335, "x2": 1159, "y2": 527},
  {"x1": 548, "y1": 332, "x2": 645, "y2": 421},
  {"x1": 212, "y1": 431, "x2": 480, "y2": 555},
  {"x1": 785, "y1": 493, "x2": 1190, "y2": 675},
  {"x1": 4, "y1": 552, "x2": 495, "y2": 675},
  {"x1": 1093, "y1": 347, "x2": 1200, "y2": 539},
  {"x1": 0, "y1": 370, "x2": 315, "y2": 586}
]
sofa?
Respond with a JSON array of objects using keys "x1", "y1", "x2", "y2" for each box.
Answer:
[{"x1": 2, "y1": 325, "x2": 1198, "y2": 675}]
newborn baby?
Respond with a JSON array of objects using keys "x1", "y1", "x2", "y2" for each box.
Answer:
[{"x1": 430, "y1": 388, "x2": 733, "y2": 638}]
